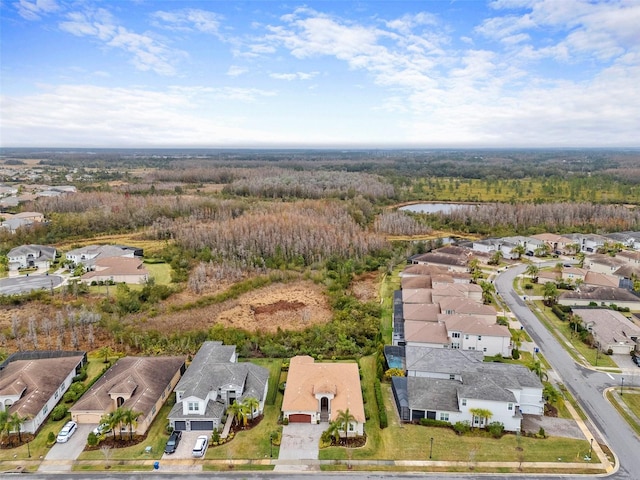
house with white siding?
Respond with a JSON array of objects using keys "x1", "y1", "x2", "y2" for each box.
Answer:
[
  {"x1": 392, "y1": 347, "x2": 543, "y2": 432},
  {"x1": 7, "y1": 244, "x2": 56, "y2": 271}
]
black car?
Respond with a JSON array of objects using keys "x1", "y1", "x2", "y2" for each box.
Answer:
[
  {"x1": 632, "y1": 355, "x2": 640, "y2": 367},
  {"x1": 164, "y1": 430, "x2": 182, "y2": 454}
]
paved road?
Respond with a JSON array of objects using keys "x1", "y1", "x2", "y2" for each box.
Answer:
[
  {"x1": 495, "y1": 263, "x2": 640, "y2": 479},
  {"x1": 0, "y1": 274, "x2": 63, "y2": 295}
]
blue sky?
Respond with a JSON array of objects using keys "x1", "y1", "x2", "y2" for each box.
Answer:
[{"x1": 1, "y1": 0, "x2": 639, "y2": 148}]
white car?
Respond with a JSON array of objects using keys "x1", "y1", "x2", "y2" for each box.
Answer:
[
  {"x1": 56, "y1": 421, "x2": 78, "y2": 443},
  {"x1": 192, "y1": 435, "x2": 208, "y2": 458},
  {"x1": 93, "y1": 423, "x2": 111, "y2": 436}
]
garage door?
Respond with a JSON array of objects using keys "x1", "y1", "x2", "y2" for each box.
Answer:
[
  {"x1": 288, "y1": 414, "x2": 312, "y2": 423},
  {"x1": 190, "y1": 420, "x2": 214, "y2": 430},
  {"x1": 174, "y1": 421, "x2": 186, "y2": 431}
]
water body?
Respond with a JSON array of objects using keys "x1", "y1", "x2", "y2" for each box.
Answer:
[{"x1": 399, "y1": 202, "x2": 474, "y2": 214}]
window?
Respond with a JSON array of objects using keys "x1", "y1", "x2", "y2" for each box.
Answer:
[
  {"x1": 151, "y1": 405, "x2": 156, "y2": 415},
  {"x1": 461, "y1": 399, "x2": 467, "y2": 406},
  {"x1": 452, "y1": 342, "x2": 460, "y2": 349},
  {"x1": 188, "y1": 402, "x2": 200, "y2": 412},
  {"x1": 43, "y1": 404, "x2": 48, "y2": 415},
  {"x1": 483, "y1": 347, "x2": 487, "y2": 352},
  {"x1": 478, "y1": 335, "x2": 482, "y2": 340},
  {"x1": 464, "y1": 334, "x2": 469, "y2": 340},
  {"x1": 439, "y1": 413, "x2": 449, "y2": 421},
  {"x1": 349, "y1": 423, "x2": 354, "y2": 431},
  {"x1": 451, "y1": 332, "x2": 460, "y2": 338},
  {"x1": 508, "y1": 403, "x2": 513, "y2": 411},
  {"x1": 449, "y1": 374, "x2": 455, "y2": 380}
]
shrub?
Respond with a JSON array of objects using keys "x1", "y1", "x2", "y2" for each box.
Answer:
[
  {"x1": 51, "y1": 404, "x2": 68, "y2": 421},
  {"x1": 487, "y1": 422, "x2": 505, "y2": 438},
  {"x1": 419, "y1": 418, "x2": 450, "y2": 428},
  {"x1": 47, "y1": 431, "x2": 56, "y2": 445},
  {"x1": 453, "y1": 421, "x2": 471, "y2": 435},
  {"x1": 87, "y1": 432, "x2": 98, "y2": 447},
  {"x1": 524, "y1": 283, "x2": 533, "y2": 290},
  {"x1": 282, "y1": 417, "x2": 289, "y2": 426},
  {"x1": 537, "y1": 427, "x2": 546, "y2": 438},
  {"x1": 512, "y1": 348, "x2": 520, "y2": 360},
  {"x1": 374, "y1": 379, "x2": 388, "y2": 429}
]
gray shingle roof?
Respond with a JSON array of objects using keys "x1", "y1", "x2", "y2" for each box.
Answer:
[
  {"x1": 405, "y1": 346, "x2": 483, "y2": 374},
  {"x1": 407, "y1": 377, "x2": 461, "y2": 412}
]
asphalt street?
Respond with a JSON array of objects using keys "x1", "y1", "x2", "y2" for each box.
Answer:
[
  {"x1": 0, "y1": 274, "x2": 63, "y2": 295},
  {"x1": 495, "y1": 263, "x2": 640, "y2": 480}
]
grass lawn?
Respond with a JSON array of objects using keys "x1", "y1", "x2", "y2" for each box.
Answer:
[
  {"x1": 534, "y1": 301, "x2": 617, "y2": 368},
  {"x1": 379, "y1": 266, "x2": 402, "y2": 345},
  {"x1": 0, "y1": 416, "x2": 69, "y2": 461},
  {"x1": 606, "y1": 390, "x2": 640, "y2": 437},
  {"x1": 205, "y1": 403, "x2": 282, "y2": 460},
  {"x1": 621, "y1": 390, "x2": 640, "y2": 419},
  {"x1": 144, "y1": 262, "x2": 172, "y2": 285}
]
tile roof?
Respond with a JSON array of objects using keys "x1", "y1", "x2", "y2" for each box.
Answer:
[{"x1": 282, "y1": 356, "x2": 365, "y2": 422}]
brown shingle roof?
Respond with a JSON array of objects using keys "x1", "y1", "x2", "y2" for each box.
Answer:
[{"x1": 0, "y1": 355, "x2": 84, "y2": 418}]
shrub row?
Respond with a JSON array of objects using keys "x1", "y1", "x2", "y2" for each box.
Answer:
[{"x1": 374, "y1": 379, "x2": 387, "y2": 429}]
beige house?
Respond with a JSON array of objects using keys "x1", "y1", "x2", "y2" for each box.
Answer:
[
  {"x1": 530, "y1": 233, "x2": 575, "y2": 253},
  {"x1": 574, "y1": 308, "x2": 640, "y2": 355},
  {"x1": 282, "y1": 356, "x2": 365, "y2": 435},
  {"x1": 70, "y1": 356, "x2": 185, "y2": 434},
  {"x1": 80, "y1": 257, "x2": 149, "y2": 285},
  {"x1": 0, "y1": 351, "x2": 85, "y2": 433}
]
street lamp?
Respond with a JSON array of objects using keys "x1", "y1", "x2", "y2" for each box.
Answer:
[
  {"x1": 588, "y1": 438, "x2": 593, "y2": 460},
  {"x1": 621, "y1": 377, "x2": 624, "y2": 396},
  {"x1": 429, "y1": 437, "x2": 434, "y2": 459}
]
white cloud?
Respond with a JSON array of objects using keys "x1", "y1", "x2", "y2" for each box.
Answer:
[
  {"x1": 227, "y1": 65, "x2": 248, "y2": 77},
  {"x1": 151, "y1": 8, "x2": 223, "y2": 38},
  {"x1": 0, "y1": 84, "x2": 279, "y2": 147},
  {"x1": 59, "y1": 8, "x2": 182, "y2": 76},
  {"x1": 14, "y1": 0, "x2": 59, "y2": 21},
  {"x1": 269, "y1": 71, "x2": 318, "y2": 81}
]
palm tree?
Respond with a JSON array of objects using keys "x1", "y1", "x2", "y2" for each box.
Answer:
[
  {"x1": 489, "y1": 250, "x2": 504, "y2": 266},
  {"x1": 469, "y1": 408, "x2": 493, "y2": 428},
  {"x1": 9, "y1": 413, "x2": 24, "y2": 444},
  {"x1": 542, "y1": 282, "x2": 559, "y2": 306},
  {"x1": 0, "y1": 410, "x2": 9, "y2": 446},
  {"x1": 511, "y1": 244, "x2": 525, "y2": 260},
  {"x1": 479, "y1": 280, "x2": 495, "y2": 305},
  {"x1": 525, "y1": 263, "x2": 539, "y2": 282},
  {"x1": 99, "y1": 411, "x2": 118, "y2": 442},
  {"x1": 528, "y1": 359, "x2": 548, "y2": 382},
  {"x1": 227, "y1": 401, "x2": 247, "y2": 428},
  {"x1": 568, "y1": 243, "x2": 581, "y2": 255},
  {"x1": 334, "y1": 408, "x2": 357, "y2": 469},
  {"x1": 120, "y1": 408, "x2": 142, "y2": 440},
  {"x1": 242, "y1": 397, "x2": 260, "y2": 423},
  {"x1": 98, "y1": 345, "x2": 114, "y2": 364}
]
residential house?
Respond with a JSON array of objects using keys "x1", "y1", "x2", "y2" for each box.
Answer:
[
  {"x1": 282, "y1": 356, "x2": 365, "y2": 435},
  {"x1": 7, "y1": 244, "x2": 56, "y2": 271},
  {"x1": 80, "y1": 257, "x2": 149, "y2": 285},
  {"x1": 584, "y1": 254, "x2": 628, "y2": 275},
  {"x1": 617, "y1": 250, "x2": 640, "y2": 265},
  {"x1": 66, "y1": 244, "x2": 143, "y2": 270},
  {"x1": 439, "y1": 298, "x2": 497, "y2": 322},
  {"x1": 613, "y1": 265, "x2": 640, "y2": 291},
  {"x1": 400, "y1": 264, "x2": 471, "y2": 283},
  {"x1": 530, "y1": 233, "x2": 575, "y2": 254},
  {"x1": 392, "y1": 347, "x2": 543, "y2": 431},
  {"x1": 573, "y1": 308, "x2": 640, "y2": 355},
  {"x1": 168, "y1": 341, "x2": 268, "y2": 432},
  {"x1": 604, "y1": 232, "x2": 640, "y2": 250},
  {"x1": 1, "y1": 217, "x2": 33, "y2": 234},
  {"x1": 401, "y1": 288, "x2": 433, "y2": 304},
  {"x1": 559, "y1": 286, "x2": 640, "y2": 311},
  {"x1": 431, "y1": 283, "x2": 483, "y2": 304},
  {"x1": 441, "y1": 314, "x2": 512, "y2": 356},
  {"x1": 0, "y1": 351, "x2": 85, "y2": 433},
  {"x1": 71, "y1": 356, "x2": 185, "y2": 434},
  {"x1": 410, "y1": 246, "x2": 474, "y2": 273},
  {"x1": 566, "y1": 234, "x2": 609, "y2": 254}
]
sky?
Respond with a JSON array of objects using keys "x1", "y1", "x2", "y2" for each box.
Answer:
[{"x1": 1, "y1": 0, "x2": 639, "y2": 148}]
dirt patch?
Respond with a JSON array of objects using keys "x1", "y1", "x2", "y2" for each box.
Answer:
[
  {"x1": 136, "y1": 280, "x2": 332, "y2": 334},
  {"x1": 350, "y1": 272, "x2": 380, "y2": 303}
]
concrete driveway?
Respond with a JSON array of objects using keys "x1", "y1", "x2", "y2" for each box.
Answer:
[
  {"x1": 278, "y1": 423, "x2": 323, "y2": 460},
  {"x1": 44, "y1": 423, "x2": 94, "y2": 461},
  {"x1": 162, "y1": 431, "x2": 204, "y2": 460}
]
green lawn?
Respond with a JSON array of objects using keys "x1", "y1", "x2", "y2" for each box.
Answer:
[
  {"x1": 621, "y1": 390, "x2": 640, "y2": 419},
  {"x1": 379, "y1": 266, "x2": 402, "y2": 345},
  {"x1": 144, "y1": 262, "x2": 172, "y2": 285},
  {"x1": 0, "y1": 416, "x2": 68, "y2": 461}
]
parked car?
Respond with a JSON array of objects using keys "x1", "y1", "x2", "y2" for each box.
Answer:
[
  {"x1": 93, "y1": 423, "x2": 112, "y2": 436},
  {"x1": 56, "y1": 421, "x2": 78, "y2": 443},
  {"x1": 164, "y1": 430, "x2": 182, "y2": 454},
  {"x1": 632, "y1": 355, "x2": 640, "y2": 366},
  {"x1": 192, "y1": 435, "x2": 208, "y2": 458}
]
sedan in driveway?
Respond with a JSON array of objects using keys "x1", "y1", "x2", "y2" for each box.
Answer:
[
  {"x1": 56, "y1": 421, "x2": 78, "y2": 443},
  {"x1": 164, "y1": 430, "x2": 182, "y2": 454}
]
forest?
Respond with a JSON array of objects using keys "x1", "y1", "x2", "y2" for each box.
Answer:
[{"x1": 0, "y1": 148, "x2": 639, "y2": 360}]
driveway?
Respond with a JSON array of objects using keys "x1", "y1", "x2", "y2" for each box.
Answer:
[
  {"x1": 44, "y1": 423, "x2": 94, "y2": 461},
  {"x1": 162, "y1": 431, "x2": 204, "y2": 460},
  {"x1": 278, "y1": 423, "x2": 323, "y2": 460}
]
